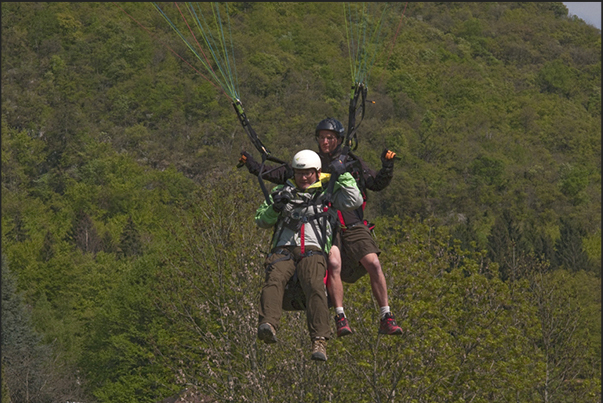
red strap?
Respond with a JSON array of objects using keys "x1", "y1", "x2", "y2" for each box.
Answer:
[
  {"x1": 300, "y1": 220, "x2": 305, "y2": 255},
  {"x1": 337, "y1": 210, "x2": 346, "y2": 228},
  {"x1": 338, "y1": 192, "x2": 367, "y2": 230}
]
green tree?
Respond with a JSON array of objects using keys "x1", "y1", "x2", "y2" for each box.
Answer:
[
  {"x1": 512, "y1": 257, "x2": 601, "y2": 402},
  {"x1": 340, "y1": 216, "x2": 544, "y2": 402},
  {"x1": 118, "y1": 216, "x2": 142, "y2": 258},
  {"x1": 1, "y1": 256, "x2": 89, "y2": 403},
  {"x1": 537, "y1": 59, "x2": 577, "y2": 97},
  {"x1": 556, "y1": 217, "x2": 591, "y2": 272},
  {"x1": 68, "y1": 209, "x2": 102, "y2": 255},
  {"x1": 1, "y1": 2, "x2": 600, "y2": 402},
  {"x1": 38, "y1": 230, "x2": 55, "y2": 262},
  {"x1": 1, "y1": 256, "x2": 49, "y2": 402},
  {"x1": 487, "y1": 209, "x2": 527, "y2": 281}
]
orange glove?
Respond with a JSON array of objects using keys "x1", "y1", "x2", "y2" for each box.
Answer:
[
  {"x1": 381, "y1": 148, "x2": 397, "y2": 167},
  {"x1": 237, "y1": 151, "x2": 251, "y2": 168}
]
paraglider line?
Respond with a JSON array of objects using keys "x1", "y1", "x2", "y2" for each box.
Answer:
[
  {"x1": 382, "y1": 2, "x2": 408, "y2": 73},
  {"x1": 174, "y1": 3, "x2": 222, "y2": 88},
  {"x1": 112, "y1": 2, "x2": 229, "y2": 99}
]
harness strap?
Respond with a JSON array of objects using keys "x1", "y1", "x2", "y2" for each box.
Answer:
[
  {"x1": 337, "y1": 189, "x2": 369, "y2": 232},
  {"x1": 268, "y1": 247, "x2": 325, "y2": 263},
  {"x1": 300, "y1": 217, "x2": 305, "y2": 255},
  {"x1": 271, "y1": 248, "x2": 292, "y2": 256},
  {"x1": 258, "y1": 155, "x2": 272, "y2": 204},
  {"x1": 337, "y1": 210, "x2": 345, "y2": 228},
  {"x1": 299, "y1": 249, "x2": 326, "y2": 259},
  {"x1": 264, "y1": 249, "x2": 294, "y2": 282}
]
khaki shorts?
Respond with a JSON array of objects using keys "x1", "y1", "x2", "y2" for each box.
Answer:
[{"x1": 338, "y1": 224, "x2": 380, "y2": 283}]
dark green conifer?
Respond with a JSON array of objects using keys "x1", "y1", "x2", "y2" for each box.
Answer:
[
  {"x1": 1, "y1": 257, "x2": 49, "y2": 402},
  {"x1": 38, "y1": 230, "x2": 55, "y2": 262},
  {"x1": 555, "y1": 217, "x2": 591, "y2": 272},
  {"x1": 68, "y1": 210, "x2": 102, "y2": 255},
  {"x1": 119, "y1": 216, "x2": 142, "y2": 258}
]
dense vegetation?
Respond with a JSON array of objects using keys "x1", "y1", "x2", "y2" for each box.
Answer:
[{"x1": 1, "y1": 2, "x2": 600, "y2": 402}]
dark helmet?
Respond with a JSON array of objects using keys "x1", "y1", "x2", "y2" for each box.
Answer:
[{"x1": 315, "y1": 118, "x2": 345, "y2": 139}]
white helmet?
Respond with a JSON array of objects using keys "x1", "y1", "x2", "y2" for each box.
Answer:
[{"x1": 291, "y1": 149, "x2": 322, "y2": 171}]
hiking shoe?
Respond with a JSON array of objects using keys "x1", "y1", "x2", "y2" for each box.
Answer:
[
  {"x1": 311, "y1": 338, "x2": 327, "y2": 361},
  {"x1": 379, "y1": 312, "x2": 403, "y2": 335},
  {"x1": 335, "y1": 313, "x2": 353, "y2": 337},
  {"x1": 257, "y1": 323, "x2": 277, "y2": 344}
]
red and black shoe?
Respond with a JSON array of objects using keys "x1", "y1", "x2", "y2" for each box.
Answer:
[
  {"x1": 335, "y1": 313, "x2": 353, "y2": 337},
  {"x1": 378, "y1": 312, "x2": 403, "y2": 335}
]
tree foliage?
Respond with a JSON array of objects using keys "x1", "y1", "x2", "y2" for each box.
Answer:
[
  {"x1": 1, "y1": 257, "x2": 89, "y2": 403},
  {"x1": 1, "y1": 2, "x2": 600, "y2": 402}
]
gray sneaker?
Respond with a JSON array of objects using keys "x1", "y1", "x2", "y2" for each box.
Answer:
[
  {"x1": 257, "y1": 323, "x2": 277, "y2": 344},
  {"x1": 311, "y1": 338, "x2": 327, "y2": 361}
]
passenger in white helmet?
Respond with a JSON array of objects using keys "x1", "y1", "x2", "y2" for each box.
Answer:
[{"x1": 255, "y1": 149, "x2": 363, "y2": 361}]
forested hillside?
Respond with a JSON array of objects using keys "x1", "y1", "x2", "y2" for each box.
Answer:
[{"x1": 1, "y1": 2, "x2": 600, "y2": 402}]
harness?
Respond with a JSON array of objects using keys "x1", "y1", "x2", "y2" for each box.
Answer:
[
  {"x1": 334, "y1": 154, "x2": 375, "y2": 233},
  {"x1": 337, "y1": 211, "x2": 375, "y2": 232},
  {"x1": 270, "y1": 184, "x2": 333, "y2": 255},
  {"x1": 267, "y1": 183, "x2": 336, "y2": 311}
]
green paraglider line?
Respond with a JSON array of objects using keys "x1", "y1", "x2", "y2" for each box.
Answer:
[
  {"x1": 183, "y1": 2, "x2": 239, "y2": 99},
  {"x1": 113, "y1": 2, "x2": 229, "y2": 99},
  {"x1": 344, "y1": 2, "x2": 408, "y2": 86},
  {"x1": 152, "y1": 4, "x2": 218, "y2": 82},
  {"x1": 188, "y1": 2, "x2": 238, "y2": 99},
  {"x1": 173, "y1": 3, "x2": 221, "y2": 82},
  {"x1": 152, "y1": 2, "x2": 239, "y2": 100}
]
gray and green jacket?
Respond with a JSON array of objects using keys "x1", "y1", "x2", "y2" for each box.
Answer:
[{"x1": 255, "y1": 172, "x2": 363, "y2": 252}]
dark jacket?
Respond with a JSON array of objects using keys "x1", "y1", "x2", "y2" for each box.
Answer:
[{"x1": 243, "y1": 146, "x2": 393, "y2": 227}]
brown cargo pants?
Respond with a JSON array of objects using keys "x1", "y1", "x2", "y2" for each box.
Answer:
[{"x1": 258, "y1": 245, "x2": 332, "y2": 340}]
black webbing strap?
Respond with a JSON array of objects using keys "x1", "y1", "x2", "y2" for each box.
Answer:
[
  {"x1": 323, "y1": 83, "x2": 367, "y2": 204},
  {"x1": 346, "y1": 83, "x2": 368, "y2": 151},
  {"x1": 233, "y1": 99, "x2": 290, "y2": 204}
]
